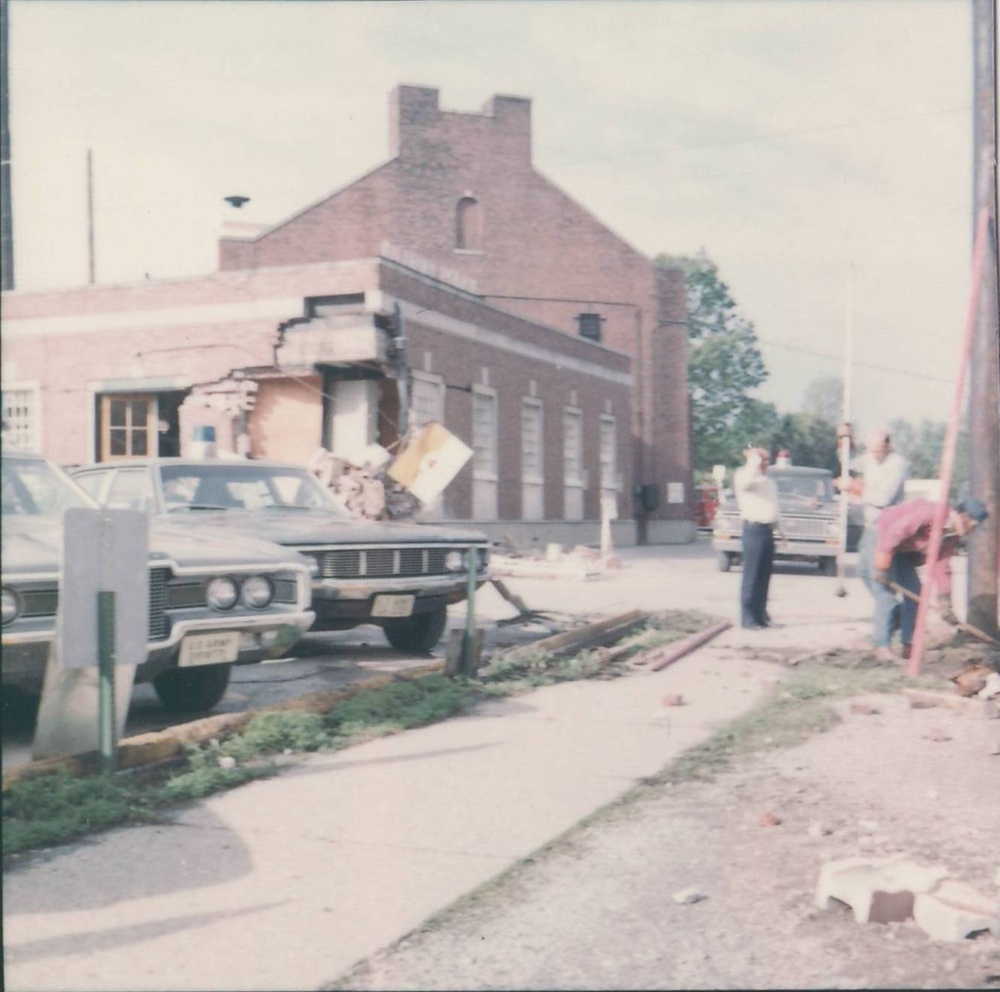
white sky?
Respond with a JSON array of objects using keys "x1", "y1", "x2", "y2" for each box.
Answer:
[{"x1": 6, "y1": 0, "x2": 978, "y2": 434}]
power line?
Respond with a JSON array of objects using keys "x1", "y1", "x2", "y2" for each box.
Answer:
[{"x1": 753, "y1": 335, "x2": 956, "y2": 385}]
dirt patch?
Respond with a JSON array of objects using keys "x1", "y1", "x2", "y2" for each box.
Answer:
[{"x1": 335, "y1": 649, "x2": 1000, "y2": 991}]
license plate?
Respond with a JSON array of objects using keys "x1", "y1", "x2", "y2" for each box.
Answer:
[
  {"x1": 371, "y1": 594, "x2": 415, "y2": 618},
  {"x1": 178, "y1": 632, "x2": 241, "y2": 667}
]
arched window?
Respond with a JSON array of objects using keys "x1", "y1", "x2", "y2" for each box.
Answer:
[{"x1": 455, "y1": 196, "x2": 482, "y2": 251}]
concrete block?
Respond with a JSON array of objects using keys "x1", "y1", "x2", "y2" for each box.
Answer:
[
  {"x1": 913, "y1": 880, "x2": 1000, "y2": 942},
  {"x1": 816, "y1": 855, "x2": 950, "y2": 924}
]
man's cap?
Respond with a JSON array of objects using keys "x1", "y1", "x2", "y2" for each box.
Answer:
[{"x1": 956, "y1": 497, "x2": 989, "y2": 523}]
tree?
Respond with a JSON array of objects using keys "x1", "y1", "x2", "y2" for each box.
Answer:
[
  {"x1": 802, "y1": 375, "x2": 844, "y2": 426},
  {"x1": 887, "y1": 417, "x2": 970, "y2": 498},
  {"x1": 655, "y1": 250, "x2": 769, "y2": 473}
]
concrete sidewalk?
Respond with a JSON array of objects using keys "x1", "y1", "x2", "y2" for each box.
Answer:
[{"x1": 2, "y1": 545, "x2": 874, "y2": 991}]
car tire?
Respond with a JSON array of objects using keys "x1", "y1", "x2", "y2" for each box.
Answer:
[
  {"x1": 152, "y1": 663, "x2": 233, "y2": 712},
  {"x1": 717, "y1": 552, "x2": 734, "y2": 572},
  {"x1": 819, "y1": 557, "x2": 838, "y2": 577},
  {"x1": 383, "y1": 603, "x2": 448, "y2": 655}
]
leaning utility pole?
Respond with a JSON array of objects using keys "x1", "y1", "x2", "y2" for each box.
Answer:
[
  {"x1": 968, "y1": 0, "x2": 999, "y2": 635},
  {"x1": 1, "y1": 0, "x2": 14, "y2": 291}
]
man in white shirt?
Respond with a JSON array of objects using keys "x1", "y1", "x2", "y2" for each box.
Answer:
[
  {"x1": 835, "y1": 428, "x2": 908, "y2": 655},
  {"x1": 734, "y1": 446, "x2": 783, "y2": 630}
]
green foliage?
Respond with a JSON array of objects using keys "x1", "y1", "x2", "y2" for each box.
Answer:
[
  {"x1": 3, "y1": 769, "x2": 144, "y2": 853},
  {"x1": 225, "y1": 711, "x2": 328, "y2": 761},
  {"x1": 655, "y1": 250, "x2": 770, "y2": 472},
  {"x1": 324, "y1": 675, "x2": 472, "y2": 738},
  {"x1": 887, "y1": 418, "x2": 969, "y2": 497}
]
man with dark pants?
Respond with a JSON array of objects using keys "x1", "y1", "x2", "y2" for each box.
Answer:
[{"x1": 734, "y1": 446, "x2": 783, "y2": 630}]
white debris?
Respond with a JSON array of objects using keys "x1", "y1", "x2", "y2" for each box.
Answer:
[{"x1": 671, "y1": 887, "x2": 707, "y2": 905}]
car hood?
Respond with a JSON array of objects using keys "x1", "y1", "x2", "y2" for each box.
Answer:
[
  {"x1": 160, "y1": 508, "x2": 489, "y2": 546},
  {"x1": 1, "y1": 515, "x2": 310, "y2": 576}
]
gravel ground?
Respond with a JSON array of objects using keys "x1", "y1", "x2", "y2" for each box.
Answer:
[{"x1": 336, "y1": 650, "x2": 1000, "y2": 991}]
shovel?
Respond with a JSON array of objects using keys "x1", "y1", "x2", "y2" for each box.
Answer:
[{"x1": 884, "y1": 579, "x2": 1000, "y2": 647}]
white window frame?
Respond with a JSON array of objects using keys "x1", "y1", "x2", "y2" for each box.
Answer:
[
  {"x1": 599, "y1": 414, "x2": 620, "y2": 492},
  {"x1": 1, "y1": 381, "x2": 42, "y2": 453},
  {"x1": 471, "y1": 386, "x2": 498, "y2": 482},
  {"x1": 410, "y1": 370, "x2": 445, "y2": 431},
  {"x1": 563, "y1": 406, "x2": 585, "y2": 521},
  {"x1": 471, "y1": 385, "x2": 498, "y2": 521},
  {"x1": 520, "y1": 397, "x2": 544, "y2": 521}
]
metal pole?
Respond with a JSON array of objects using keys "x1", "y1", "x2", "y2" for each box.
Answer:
[
  {"x1": 393, "y1": 303, "x2": 409, "y2": 436},
  {"x1": 835, "y1": 264, "x2": 854, "y2": 596},
  {"x1": 0, "y1": 0, "x2": 14, "y2": 291},
  {"x1": 968, "y1": 0, "x2": 999, "y2": 636},
  {"x1": 908, "y1": 208, "x2": 991, "y2": 676},
  {"x1": 87, "y1": 149, "x2": 96, "y2": 285},
  {"x1": 462, "y1": 548, "x2": 477, "y2": 675},
  {"x1": 97, "y1": 590, "x2": 117, "y2": 773}
]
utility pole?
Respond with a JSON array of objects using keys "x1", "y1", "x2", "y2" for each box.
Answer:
[
  {"x1": 87, "y1": 149, "x2": 96, "y2": 284},
  {"x1": 968, "y1": 0, "x2": 999, "y2": 635},
  {"x1": 1, "y1": 0, "x2": 14, "y2": 291}
]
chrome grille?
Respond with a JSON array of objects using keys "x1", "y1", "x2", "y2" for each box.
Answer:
[
  {"x1": 21, "y1": 588, "x2": 59, "y2": 618},
  {"x1": 309, "y1": 546, "x2": 474, "y2": 580},
  {"x1": 784, "y1": 517, "x2": 833, "y2": 539},
  {"x1": 274, "y1": 578, "x2": 298, "y2": 603},
  {"x1": 148, "y1": 567, "x2": 170, "y2": 641}
]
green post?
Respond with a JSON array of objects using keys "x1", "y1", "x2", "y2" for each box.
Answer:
[
  {"x1": 97, "y1": 590, "x2": 117, "y2": 774},
  {"x1": 462, "y1": 548, "x2": 478, "y2": 675}
]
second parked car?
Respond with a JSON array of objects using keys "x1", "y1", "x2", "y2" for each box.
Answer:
[{"x1": 72, "y1": 457, "x2": 491, "y2": 654}]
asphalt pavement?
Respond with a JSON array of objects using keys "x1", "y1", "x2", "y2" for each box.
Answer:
[{"x1": 2, "y1": 541, "x2": 882, "y2": 991}]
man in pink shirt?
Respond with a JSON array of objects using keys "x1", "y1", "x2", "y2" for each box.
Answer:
[{"x1": 873, "y1": 497, "x2": 988, "y2": 660}]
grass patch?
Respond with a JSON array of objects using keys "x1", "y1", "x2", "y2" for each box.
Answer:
[
  {"x1": 646, "y1": 660, "x2": 918, "y2": 788},
  {"x1": 2, "y1": 674, "x2": 482, "y2": 860}
]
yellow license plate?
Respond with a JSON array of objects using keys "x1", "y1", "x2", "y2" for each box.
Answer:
[{"x1": 178, "y1": 631, "x2": 241, "y2": 667}]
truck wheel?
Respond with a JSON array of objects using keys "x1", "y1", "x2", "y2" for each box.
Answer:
[
  {"x1": 153, "y1": 663, "x2": 233, "y2": 712},
  {"x1": 717, "y1": 552, "x2": 733, "y2": 572},
  {"x1": 383, "y1": 603, "x2": 448, "y2": 655}
]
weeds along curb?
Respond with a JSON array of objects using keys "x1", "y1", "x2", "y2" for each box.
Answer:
[{"x1": 2, "y1": 661, "x2": 445, "y2": 792}]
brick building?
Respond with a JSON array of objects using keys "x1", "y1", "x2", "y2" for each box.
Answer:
[{"x1": 2, "y1": 85, "x2": 692, "y2": 544}]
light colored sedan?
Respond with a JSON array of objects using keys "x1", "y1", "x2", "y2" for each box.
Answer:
[
  {"x1": 2, "y1": 452, "x2": 315, "y2": 711},
  {"x1": 71, "y1": 457, "x2": 490, "y2": 654}
]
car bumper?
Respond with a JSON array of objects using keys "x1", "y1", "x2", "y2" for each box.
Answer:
[
  {"x1": 310, "y1": 575, "x2": 486, "y2": 626},
  {"x1": 713, "y1": 536, "x2": 840, "y2": 560},
  {"x1": 3, "y1": 609, "x2": 316, "y2": 690}
]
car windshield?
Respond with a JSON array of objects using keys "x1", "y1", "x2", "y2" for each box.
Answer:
[
  {"x1": 2, "y1": 456, "x2": 95, "y2": 516},
  {"x1": 159, "y1": 463, "x2": 353, "y2": 518},
  {"x1": 772, "y1": 473, "x2": 833, "y2": 502}
]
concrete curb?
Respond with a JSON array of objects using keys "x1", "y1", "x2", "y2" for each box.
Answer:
[{"x1": 2, "y1": 661, "x2": 444, "y2": 790}]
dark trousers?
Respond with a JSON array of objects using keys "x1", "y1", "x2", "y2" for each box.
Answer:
[{"x1": 740, "y1": 522, "x2": 775, "y2": 627}]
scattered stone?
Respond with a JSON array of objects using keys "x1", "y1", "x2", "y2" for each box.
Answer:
[
  {"x1": 671, "y1": 887, "x2": 707, "y2": 905},
  {"x1": 760, "y1": 811, "x2": 782, "y2": 827},
  {"x1": 807, "y1": 822, "x2": 832, "y2": 838},
  {"x1": 662, "y1": 694, "x2": 686, "y2": 707},
  {"x1": 925, "y1": 727, "x2": 952, "y2": 743},
  {"x1": 850, "y1": 703, "x2": 880, "y2": 716},
  {"x1": 859, "y1": 820, "x2": 879, "y2": 834}
]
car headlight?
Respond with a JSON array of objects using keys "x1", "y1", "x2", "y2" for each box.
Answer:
[
  {"x1": 241, "y1": 575, "x2": 274, "y2": 609},
  {"x1": 2, "y1": 587, "x2": 21, "y2": 625},
  {"x1": 206, "y1": 576, "x2": 239, "y2": 610},
  {"x1": 444, "y1": 549, "x2": 466, "y2": 572}
]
